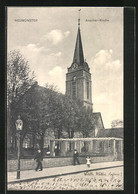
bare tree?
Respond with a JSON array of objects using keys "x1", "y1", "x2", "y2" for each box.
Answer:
[{"x1": 7, "y1": 50, "x2": 36, "y2": 104}]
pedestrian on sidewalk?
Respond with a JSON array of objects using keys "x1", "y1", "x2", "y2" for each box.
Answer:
[
  {"x1": 73, "y1": 149, "x2": 80, "y2": 165},
  {"x1": 34, "y1": 148, "x2": 43, "y2": 171},
  {"x1": 86, "y1": 155, "x2": 91, "y2": 168}
]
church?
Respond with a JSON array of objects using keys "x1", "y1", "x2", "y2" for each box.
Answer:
[{"x1": 66, "y1": 12, "x2": 104, "y2": 131}]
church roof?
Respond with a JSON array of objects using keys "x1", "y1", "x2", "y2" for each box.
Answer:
[
  {"x1": 96, "y1": 128, "x2": 124, "y2": 138},
  {"x1": 93, "y1": 112, "x2": 104, "y2": 129},
  {"x1": 73, "y1": 27, "x2": 84, "y2": 66}
]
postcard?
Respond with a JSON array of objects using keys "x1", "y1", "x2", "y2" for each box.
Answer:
[{"x1": 7, "y1": 6, "x2": 126, "y2": 191}]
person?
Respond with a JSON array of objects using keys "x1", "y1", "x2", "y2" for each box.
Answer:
[
  {"x1": 86, "y1": 156, "x2": 91, "y2": 168},
  {"x1": 34, "y1": 148, "x2": 43, "y2": 171},
  {"x1": 73, "y1": 149, "x2": 80, "y2": 165}
]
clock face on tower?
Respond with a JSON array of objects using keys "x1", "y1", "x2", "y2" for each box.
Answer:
[{"x1": 72, "y1": 63, "x2": 78, "y2": 69}]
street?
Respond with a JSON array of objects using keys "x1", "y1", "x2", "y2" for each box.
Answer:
[{"x1": 8, "y1": 166, "x2": 123, "y2": 190}]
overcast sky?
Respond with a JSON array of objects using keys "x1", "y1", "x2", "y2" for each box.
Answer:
[{"x1": 7, "y1": 7, "x2": 123, "y2": 128}]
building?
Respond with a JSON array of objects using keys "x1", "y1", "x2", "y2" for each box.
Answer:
[
  {"x1": 66, "y1": 15, "x2": 93, "y2": 110},
  {"x1": 66, "y1": 12, "x2": 104, "y2": 130}
]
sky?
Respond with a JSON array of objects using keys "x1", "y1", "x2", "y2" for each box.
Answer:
[{"x1": 7, "y1": 7, "x2": 123, "y2": 128}]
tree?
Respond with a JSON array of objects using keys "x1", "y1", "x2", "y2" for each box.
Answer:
[
  {"x1": 111, "y1": 119, "x2": 123, "y2": 128},
  {"x1": 77, "y1": 106, "x2": 95, "y2": 138},
  {"x1": 9, "y1": 81, "x2": 96, "y2": 157},
  {"x1": 76, "y1": 105, "x2": 95, "y2": 153},
  {"x1": 10, "y1": 83, "x2": 52, "y2": 156},
  {"x1": 62, "y1": 95, "x2": 77, "y2": 138},
  {"x1": 43, "y1": 84, "x2": 65, "y2": 138},
  {"x1": 7, "y1": 50, "x2": 36, "y2": 104},
  {"x1": 7, "y1": 50, "x2": 36, "y2": 153}
]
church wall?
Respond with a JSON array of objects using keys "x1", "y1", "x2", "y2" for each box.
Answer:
[
  {"x1": 83, "y1": 77, "x2": 87, "y2": 100},
  {"x1": 66, "y1": 81, "x2": 71, "y2": 96},
  {"x1": 66, "y1": 70, "x2": 93, "y2": 107},
  {"x1": 83, "y1": 101, "x2": 91, "y2": 109},
  {"x1": 66, "y1": 70, "x2": 84, "y2": 99},
  {"x1": 66, "y1": 70, "x2": 83, "y2": 81},
  {"x1": 90, "y1": 80, "x2": 92, "y2": 101},
  {"x1": 76, "y1": 77, "x2": 84, "y2": 100},
  {"x1": 83, "y1": 71, "x2": 91, "y2": 79},
  {"x1": 83, "y1": 72, "x2": 92, "y2": 102},
  {"x1": 96, "y1": 117, "x2": 104, "y2": 129}
]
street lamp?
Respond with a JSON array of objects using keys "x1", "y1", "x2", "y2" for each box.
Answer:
[{"x1": 15, "y1": 115, "x2": 23, "y2": 179}]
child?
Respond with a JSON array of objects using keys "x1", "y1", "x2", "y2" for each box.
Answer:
[{"x1": 86, "y1": 156, "x2": 91, "y2": 168}]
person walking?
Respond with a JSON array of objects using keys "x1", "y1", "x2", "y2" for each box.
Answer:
[
  {"x1": 86, "y1": 156, "x2": 91, "y2": 168},
  {"x1": 34, "y1": 148, "x2": 43, "y2": 171},
  {"x1": 73, "y1": 149, "x2": 80, "y2": 165}
]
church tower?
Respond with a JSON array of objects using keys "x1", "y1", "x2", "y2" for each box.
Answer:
[{"x1": 66, "y1": 11, "x2": 93, "y2": 111}]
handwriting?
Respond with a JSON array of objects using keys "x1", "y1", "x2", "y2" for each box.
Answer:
[{"x1": 8, "y1": 169, "x2": 123, "y2": 190}]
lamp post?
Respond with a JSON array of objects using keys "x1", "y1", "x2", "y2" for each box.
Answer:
[{"x1": 15, "y1": 115, "x2": 23, "y2": 179}]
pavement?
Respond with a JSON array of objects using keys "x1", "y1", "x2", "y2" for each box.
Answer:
[{"x1": 8, "y1": 161, "x2": 123, "y2": 184}]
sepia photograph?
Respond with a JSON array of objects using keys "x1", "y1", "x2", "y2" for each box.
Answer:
[{"x1": 7, "y1": 7, "x2": 124, "y2": 190}]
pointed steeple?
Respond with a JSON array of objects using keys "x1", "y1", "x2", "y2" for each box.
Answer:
[{"x1": 73, "y1": 10, "x2": 84, "y2": 66}]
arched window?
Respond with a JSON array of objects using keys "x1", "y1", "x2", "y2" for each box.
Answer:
[{"x1": 87, "y1": 81, "x2": 89, "y2": 99}]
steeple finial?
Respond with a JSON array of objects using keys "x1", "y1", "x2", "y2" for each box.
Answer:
[
  {"x1": 78, "y1": 9, "x2": 81, "y2": 28},
  {"x1": 72, "y1": 9, "x2": 84, "y2": 66}
]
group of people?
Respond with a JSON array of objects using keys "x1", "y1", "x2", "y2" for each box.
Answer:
[
  {"x1": 34, "y1": 148, "x2": 92, "y2": 171},
  {"x1": 73, "y1": 149, "x2": 92, "y2": 167}
]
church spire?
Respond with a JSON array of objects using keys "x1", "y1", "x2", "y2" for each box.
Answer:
[
  {"x1": 73, "y1": 9, "x2": 84, "y2": 66},
  {"x1": 78, "y1": 9, "x2": 81, "y2": 28}
]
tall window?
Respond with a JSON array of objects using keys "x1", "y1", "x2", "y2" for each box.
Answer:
[
  {"x1": 72, "y1": 82, "x2": 76, "y2": 99},
  {"x1": 87, "y1": 81, "x2": 89, "y2": 99}
]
